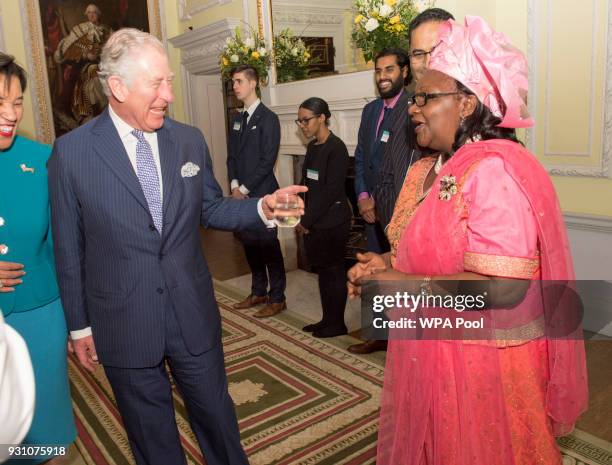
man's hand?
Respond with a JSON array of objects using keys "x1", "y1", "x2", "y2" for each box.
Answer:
[
  {"x1": 358, "y1": 198, "x2": 376, "y2": 223},
  {"x1": 262, "y1": 185, "x2": 308, "y2": 220},
  {"x1": 231, "y1": 188, "x2": 247, "y2": 200},
  {"x1": 0, "y1": 261, "x2": 25, "y2": 293},
  {"x1": 72, "y1": 335, "x2": 99, "y2": 373},
  {"x1": 295, "y1": 224, "x2": 309, "y2": 235},
  {"x1": 347, "y1": 252, "x2": 387, "y2": 298}
]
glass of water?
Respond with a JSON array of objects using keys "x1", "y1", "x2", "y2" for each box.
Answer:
[{"x1": 273, "y1": 192, "x2": 301, "y2": 228}]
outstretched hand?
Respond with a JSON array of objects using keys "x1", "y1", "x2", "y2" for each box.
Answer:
[{"x1": 347, "y1": 252, "x2": 387, "y2": 298}]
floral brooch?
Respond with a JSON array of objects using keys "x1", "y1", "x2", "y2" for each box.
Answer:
[{"x1": 438, "y1": 175, "x2": 458, "y2": 201}]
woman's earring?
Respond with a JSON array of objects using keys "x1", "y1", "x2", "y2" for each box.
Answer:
[{"x1": 459, "y1": 115, "x2": 465, "y2": 125}]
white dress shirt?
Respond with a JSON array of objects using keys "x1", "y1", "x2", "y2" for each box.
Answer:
[
  {"x1": 0, "y1": 312, "x2": 35, "y2": 457},
  {"x1": 109, "y1": 104, "x2": 164, "y2": 197},
  {"x1": 231, "y1": 99, "x2": 261, "y2": 195}
]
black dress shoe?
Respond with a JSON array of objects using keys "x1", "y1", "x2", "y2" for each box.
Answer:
[
  {"x1": 312, "y1": 325, "x2": 348, "y2": 338},
  {"x1": 302, "y1": 321, "x2": 325, "y2": 332}
]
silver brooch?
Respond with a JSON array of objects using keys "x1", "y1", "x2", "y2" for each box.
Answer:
[{"x1": 438, "y1": 175, "x2": 457, "y2": 201}]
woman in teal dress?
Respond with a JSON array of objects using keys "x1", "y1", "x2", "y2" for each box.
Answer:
[{"x1": 0, "y1": 53, "x2": 76, "y2": 464}]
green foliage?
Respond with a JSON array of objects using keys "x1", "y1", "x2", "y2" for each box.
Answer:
[
  {"x1": 273, "y1": 29, "x2": 316, "y2": 84},
  {"x1": 351, "y1": 0, "x2": 423, "y2": 62}
]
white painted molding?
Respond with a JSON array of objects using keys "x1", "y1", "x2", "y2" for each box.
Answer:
[
  {"x1": 178, "y1": 0, "x2": 232, "y2": 21},
  {"x1": 564, "y1": 212, "x2": 612, "y2": 234},
  {"x1": 169, "y1": 18, "x2": 241, "y2": 74},
  {"x1": 530, "y1": 0, "x2": 612, "y2": 178},
  {"x1": 543, "y1": 0, "x2": 597, "y2": 159}
]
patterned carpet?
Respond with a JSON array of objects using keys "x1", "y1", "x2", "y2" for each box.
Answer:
[{"x1": 67, "y1": 281, "x2": 611, "y2": 465}]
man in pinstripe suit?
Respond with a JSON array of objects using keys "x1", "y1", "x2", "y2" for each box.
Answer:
[{"x1": 48, "y1": 29, "x2": 304, "y2": 465}]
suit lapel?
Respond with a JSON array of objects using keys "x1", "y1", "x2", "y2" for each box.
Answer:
[
  {"x1": 370, "y1": 99, "x2": 384, "y2": 154},
  {"x1": 158, "y1": 121, "x2": 180, "y2": 225},
  {"x1": 238, "y1": 106, "x2": 263, "y2": 153},
  {"x1": 91, "y1": 109, "x2": 149, "y2": 212}
]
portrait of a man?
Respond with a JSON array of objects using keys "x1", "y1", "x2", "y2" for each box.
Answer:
[{"x1": 39, "y1": 0, "x2": 150, "y2": 136}]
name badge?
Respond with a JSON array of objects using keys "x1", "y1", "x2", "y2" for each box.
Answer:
[
  {"x1": 306, "y1": 169, "x2": 319, "y2": 181},
  {"x1": 233, "y1": 121, "x2": 241, "y2": 131},
  {"x1": 380, "y1": 130, "x2": 390, "y2": 143}
]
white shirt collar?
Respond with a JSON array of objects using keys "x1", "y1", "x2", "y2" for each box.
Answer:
[
  {"x1": 108, "y1": 104, "x2": 156, "y2": 142},
  {"x1": 244, "y1": 98, "x2": 261, "y2": 117}
]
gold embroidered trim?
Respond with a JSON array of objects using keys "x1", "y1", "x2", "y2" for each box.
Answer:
[
  {"x1": 464, "y1": 251, "x2": 540, "y2": 279},
  {"x1": 387, "y1": 157, "x2": 437, "y2": 267},
  {"x1": 462, "y1": 316, "x2": 546, "y2": 348}
]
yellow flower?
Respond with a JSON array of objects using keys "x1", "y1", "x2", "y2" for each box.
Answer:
[
  {"x1": 251, "y1": 51, "x2": 260, "y2": 59},
  {"x1": 222, "y1": 57, "x2": 229, "y2": 66},
  {"x1": 304, "y1": 51, "x2": 310, "y2": 59},
  {"x1": 242, "y1": 46, "x2": 248, "y2": 53},
  {"x1": 354, "y1": 14, "x2": 364, "y2": 24},
  {"x1": 389, "y1": 15, "x2": 400, "y2": 24},
  {"x1": 384, "y1": 0, "x2": 397, "y2": 6}
]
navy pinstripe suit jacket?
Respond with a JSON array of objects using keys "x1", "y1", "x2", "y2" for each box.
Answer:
[{"x1": 48, "y1": 108, "x2": 265, "y2": 368}]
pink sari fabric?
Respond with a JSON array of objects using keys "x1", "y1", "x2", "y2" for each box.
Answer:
[{"x1": 378, "y1": 140, "x2": 588, "y2": 465}]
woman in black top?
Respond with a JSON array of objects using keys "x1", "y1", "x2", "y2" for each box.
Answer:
[{"x1": 295, "y1": 98, "x2": 351, "y2": 338}]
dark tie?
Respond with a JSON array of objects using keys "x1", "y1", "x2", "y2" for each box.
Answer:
[
  {"x1": 378, "y1": 107, "x2": 392, "y2": 138},
  {"x1": 240, "y1": 111, "x2": 249, "y2": 140},
  {"x1": 132, "y1": 129, "x2": 163, "y2": 234}
]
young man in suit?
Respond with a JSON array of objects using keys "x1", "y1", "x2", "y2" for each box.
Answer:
[
  {"x1": 227, "y1": 65, "x2": 287, "y2": 318},
  {"x1": 354, "y1": 48, "x2": 410, "y2": 254},
  {"x1": 348, "y1": 8, "x2": 455, "y2": 355},
  {"x1": 48, "y1": 29, "x2": 304, "y2": 465}
]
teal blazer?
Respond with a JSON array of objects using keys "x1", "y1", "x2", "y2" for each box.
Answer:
[{"x1": 0, "y1": 135, "x2": 59, "y2": 316}]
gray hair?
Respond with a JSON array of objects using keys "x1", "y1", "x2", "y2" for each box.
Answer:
[
  {"x1": 98, "y1": 28, "x2": 165, "y2": 96},
  {"x1": 84, "y1": 4, "x2": 101, "y2": 16}
]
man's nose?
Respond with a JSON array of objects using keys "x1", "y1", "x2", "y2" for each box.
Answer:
[{"x1": 159, "y1": 81, "x2": 174, "y2": 103}]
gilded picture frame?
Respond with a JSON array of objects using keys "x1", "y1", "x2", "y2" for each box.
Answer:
[{"x1": 21, "y1": 0, "x2": 164, "y2": 143}]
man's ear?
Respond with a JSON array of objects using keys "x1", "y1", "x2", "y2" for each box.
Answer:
[
  {"x1": 108, "y1": 76, "x2": 128, "y2": 103},
  {"x1": 401, "y1": 65, "x2": 409, "y2": 80}
]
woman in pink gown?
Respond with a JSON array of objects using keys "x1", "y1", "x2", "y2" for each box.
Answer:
[{"x1": 348, "y1": 16, "x2": 588, "y2": 465}]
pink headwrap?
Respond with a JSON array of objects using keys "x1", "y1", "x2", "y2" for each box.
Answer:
[{"x1": 429, "y1": 16, "x2": 534, "y2": 128}]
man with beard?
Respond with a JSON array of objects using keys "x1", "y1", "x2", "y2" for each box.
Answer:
[
  {"x1": 354, "y1": 48, "x2": 410, "y2": 255},
  {"x1": 348, "y1": 10, "x2": 455, "y2": 355}
]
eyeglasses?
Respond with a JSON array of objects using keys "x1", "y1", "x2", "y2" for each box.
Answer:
[
  {"x1": 295, "y1": 115, "x2": 317, "y2": 126},
  {"x1": 408, "y1": 42, "x2": 441, "y2": 63},
  {"x1": 410, "y1": 92, "x2": 463, "y2": 107}
]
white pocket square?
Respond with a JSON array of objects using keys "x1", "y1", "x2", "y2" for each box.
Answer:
[
  {"x1": 251, "y1": 126, "x2": 257, "y2": 129},
  {"x1": 181, "y1": 162, "x2": 200, "y2": 177}
]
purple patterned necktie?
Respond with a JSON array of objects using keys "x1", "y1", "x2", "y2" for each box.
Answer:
[{"x1": 132, "y1": 129, "x2": 163, "y2": 234}]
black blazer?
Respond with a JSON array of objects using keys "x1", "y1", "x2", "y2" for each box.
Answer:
[
  {"x1": 227, "y1": 102, "x2": 281, "y2": 197},
  {"x1": 354, "y1": 90, "x2": 411, "y2": 196},
  {"x1": 374, "y1": 91, "x2": 421, "y2": 229},
  {"x1": 301, "y1": 132, "x2": 352, "y2": 230}
]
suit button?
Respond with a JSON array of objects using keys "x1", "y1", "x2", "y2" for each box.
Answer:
[
  {"x1": 156, "y1": 287, "x2": 164, "y2": 294},
  {"x1": 149, "y1": 224, "x2": 156, "y2": 231},
  {"x1": 0, "y1": 217, "x2": 4, "y2": 227},
  {"x1": 0, "y1": 244, "x2": 8, "y2": 255}
]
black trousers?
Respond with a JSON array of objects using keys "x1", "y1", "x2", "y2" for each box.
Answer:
[
  {"x1": 104, "y1": 302, "x2": 248, "y2": 465},
  {"x1": 239, "y1": 228, "x2": 286, "y2": 303},
  {"x1": 304, "y1": 221, "x2": 350, "y2": 328}
]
